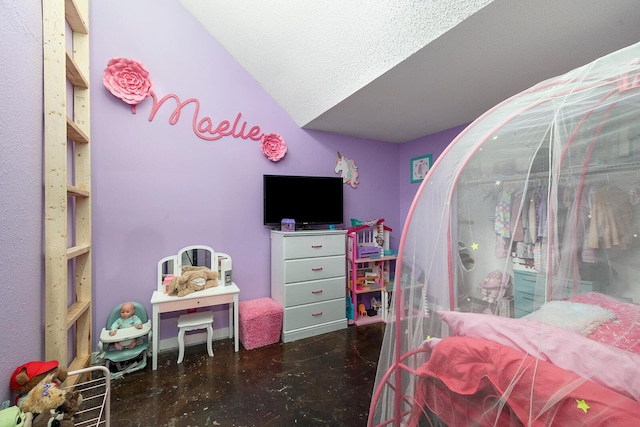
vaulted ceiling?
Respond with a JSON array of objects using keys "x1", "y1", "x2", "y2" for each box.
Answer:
[{"x1": 179, "y1": 0, "x2": 640, "y2": 143}]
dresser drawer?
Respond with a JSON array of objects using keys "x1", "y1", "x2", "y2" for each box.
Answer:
[
  {"x1": 285, "y1": 277, "x2": 345, "y2": 306},
  {"x1": 283, "y1": 255, "x2": 345, "y2": 283},
  {"x1": 514, "y1": 270, "x2": 543, "y2": 317},
  {"x1": 514, "y1": 290, "x2": 544, "y2": 318},
  {"x1": 514, "y1": 270, "x2": 538, "y2": 292},
  {"x1": 283, "y1": 234, "x2": 345, "y2": 260},
  {"x1": 283, "y1": 299, "x2": 345, "y2": 331}
]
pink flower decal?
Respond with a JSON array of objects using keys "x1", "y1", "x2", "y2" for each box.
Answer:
[
  {"x1": 261, "y1": 133, "x2": 287, "y2": 161},
  {"x1": 103, "y1": 57, "x2": 154, "y2": 113}
]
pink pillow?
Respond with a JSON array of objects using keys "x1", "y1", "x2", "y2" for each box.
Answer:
[
  {"x1": 569, "y1": 292, "x2": 640, "y2": 354},
  {"x1": 438, "y1": 310, "x2": 640, "y2": 401}
]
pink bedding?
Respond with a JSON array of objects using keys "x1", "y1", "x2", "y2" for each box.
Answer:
[
  {"x1": 438, "y1": 309, "x2": 640, "y2": 401},
  {"x1": 569, "y1": 292, "x2": 640, "y2": 354},
  {"x1": 414, "y1": 336, "x2": 640, "y2": 426}
]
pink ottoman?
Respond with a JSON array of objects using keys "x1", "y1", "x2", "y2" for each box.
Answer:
[{"x1": 238, "y1": 298, "x2": 283, "y2": 350}]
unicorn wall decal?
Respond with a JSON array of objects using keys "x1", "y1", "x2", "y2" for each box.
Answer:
[{"x1": 335, "y1": 151, "x2": 359, "y2": 189}]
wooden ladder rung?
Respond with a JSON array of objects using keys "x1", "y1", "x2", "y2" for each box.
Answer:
[
  {"x1": 66, "y1": 117, "x2": 89, "y2": 144},
  {"x1": 67, "y1": 300, "x2": 91, "y2": 329},
  {"x1": 66, "y1": 355, "x2": 92, "y2": 386},
  {"x1": 67, "y1": 184, "x2": 90, "y2": 198},
  {"x1": 67, "y1": 244, "x2": 90, "y2": 259},
  {"x1": 66, "y1": 51, "x2": 89, "y2": 89},
  {"x1": 64, "y1": 0, "x2": 88, "y2": 34}
]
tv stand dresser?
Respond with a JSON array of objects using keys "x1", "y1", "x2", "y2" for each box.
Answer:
[{"x1": 270, "y1": 229, "x2": 347, "y2": 342}]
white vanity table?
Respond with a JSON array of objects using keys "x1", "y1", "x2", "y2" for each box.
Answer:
[
  {"x1": 150, "y1": 245, "x2": 239, "y2": 370},
  {"x1": 150, "y1": 283, "x2": 239, "y2": 370}
]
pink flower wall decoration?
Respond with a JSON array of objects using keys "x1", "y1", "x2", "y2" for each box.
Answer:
[
  {"x1": 261, "y1": 133, "x2": 287, "y2": 162},
  {"x1": 103, "y1": 57, "x2": 154, "y2": 113}
]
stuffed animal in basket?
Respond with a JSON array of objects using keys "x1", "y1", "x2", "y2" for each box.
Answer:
[
  {"x1": 168, "y1": 266, "x2": 218, "y2": 297},
  {"x1": 56, "y1": 390, "x2": 83, "y2": 424},
  {"x1": 29, "y1": 411, "x2": 65, "y2": 427},
  {"x1": 479, "y1": 270, "x2": 511, "y2": 304},
  {"x1": 10, "y1": 361, "x2": 67, "y2": 406},
  {"x1": 18, "y1": 373, "x2": 66, "y2": 419},
  {"x1": 29, "y1": 411, "x2": 74, "y2": 427},
  {"x1": 26, "y1": 389, "x2": 82, "y2": 427},
  {"x1": 0, "y1": 406, "x2": 31, "y2": 427}
]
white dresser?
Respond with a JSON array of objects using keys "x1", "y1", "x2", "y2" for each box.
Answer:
[{"x1": 270, "y1": 229, "x2": 348, "y2": 342}]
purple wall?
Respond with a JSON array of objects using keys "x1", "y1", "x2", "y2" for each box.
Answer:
[
  {"x1": 0, "y1": 0, "x2": 465, "y2": 403},
  {"x1": 0, "y1": 0, "x2": 45, "y2": 402}
]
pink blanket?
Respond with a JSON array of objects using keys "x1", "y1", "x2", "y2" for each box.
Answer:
[
  {"x1": 569, "y1": 292, "x2": 640, "y2": 354},
  {"x1": 414, "y1": 336, "x2": 640, "y2": 426}
]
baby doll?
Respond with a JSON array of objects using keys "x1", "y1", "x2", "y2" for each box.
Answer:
[
  {"x1": 480, "y1": 270, "x2": 506, "y2": 304},
  {"x1": 109, "y1": 302, "x2": 143, "y2": 350}
]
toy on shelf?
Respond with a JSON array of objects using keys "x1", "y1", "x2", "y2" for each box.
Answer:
[
  {"x1": 356, "y1": 272, "x2": 379, "y2": 290},
  {"x1": 346, "y1": 297, "x2": 354, "y2": 322},
  {"x1": 371, "y1": 297, "x2": 382, "y2": 314},
  {"x1": 349, "y1": 218, "x2": 391, "y2": 257},
  {"x1": 358, "y1": 303, "x2": 368, "y2": 317}
]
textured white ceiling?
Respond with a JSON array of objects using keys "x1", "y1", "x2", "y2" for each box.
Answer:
[{"x1": 179, "y1": 0, "x2": 640, "y2": 143}]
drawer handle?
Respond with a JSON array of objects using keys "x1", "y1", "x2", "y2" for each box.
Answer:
[
  {"x1": 311, "y1": 267, "x2": 323, "y2": 271},
  {"x1": 312, "y1": 311, "x2": 323, "y2": 317},
  {"x1": 311, "y1": 290, "x2": 323, "y2": 294},
  {"x1": 311, "y1": 245, "x2": 323, "y2": 248}
]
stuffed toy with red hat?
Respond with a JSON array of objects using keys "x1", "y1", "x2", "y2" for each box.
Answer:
[{"x1": 10, "y1": 361, "x2": 67, "y2": 405}]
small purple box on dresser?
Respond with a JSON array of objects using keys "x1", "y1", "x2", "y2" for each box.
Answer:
[{"x1": 281, "y1": 218, "x2": 295, "y2": 232}]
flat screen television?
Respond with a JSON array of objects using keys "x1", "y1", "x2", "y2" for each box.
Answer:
[{"x1": 263, "y1": 174, "x2": 344, "y2": 227}]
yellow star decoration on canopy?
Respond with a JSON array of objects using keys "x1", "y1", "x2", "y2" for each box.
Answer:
[
  {"x1": 576, "y1": 399, "x2": 590, "y2": 413},
  {"x1": 471, "y1": 243, "x2": 479, "y2": 250}
]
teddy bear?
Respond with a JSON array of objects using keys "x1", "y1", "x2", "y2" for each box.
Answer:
[
  {"x1": 10, "y1": 361, "x2": 67, "y2": 406},
  {"x1": 480, "y1": 270, "x2": 511, "y2": 303},
  {"x1": 28, "y1": 389, "x2": 82, "y2": 427},
  {"x1": 18, "y1": 373, "x2": 66, "y2": 418},
  {"x1": 168, "y1": 266, "x2": 218, "y2": 297},
  {"x1": 57, "y1": 390, "x2": 82, "y2": 423}
]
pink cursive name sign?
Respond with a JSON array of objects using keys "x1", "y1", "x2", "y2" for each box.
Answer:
[
  {"x1": 147, "y1": 92, "x2": 263, "y2": 142},
  {"x1": 103, "y1": 57, "x2": 287, "y2": 161}
]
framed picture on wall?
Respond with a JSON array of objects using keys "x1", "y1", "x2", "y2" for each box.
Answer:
[{"x1": 410, "y1": 154, "x2": 432, "y2": 183}]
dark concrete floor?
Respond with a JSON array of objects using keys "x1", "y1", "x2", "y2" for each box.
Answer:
[{"x1": 110, "y1": 323, "x2": 385, "y2": 427}]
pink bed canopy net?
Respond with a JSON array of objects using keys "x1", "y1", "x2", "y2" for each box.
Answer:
[{"x1": 369, "y1": 41, "x2": 640, "y2": 426}]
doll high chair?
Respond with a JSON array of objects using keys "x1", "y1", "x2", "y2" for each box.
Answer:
[{"x1": 98, "y1": 301, "x2": 152, "y2": 377}]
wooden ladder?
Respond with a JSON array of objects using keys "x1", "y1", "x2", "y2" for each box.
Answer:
[{"x1": 43, "y1": 0, "x2": 92, "y2": 384}]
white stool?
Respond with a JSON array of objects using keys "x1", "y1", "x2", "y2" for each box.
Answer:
[{"x1": 177, "y1": 311, "x2": 214, "y2": 364}]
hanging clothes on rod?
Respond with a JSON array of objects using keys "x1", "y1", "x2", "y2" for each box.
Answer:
[{"x1": 588, "y1": 185, "x2": 633, "y2": 249}]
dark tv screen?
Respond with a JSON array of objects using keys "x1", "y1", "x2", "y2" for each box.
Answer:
[{"x1": 263, "y1": 175, "x2": 344, "y2": 227}]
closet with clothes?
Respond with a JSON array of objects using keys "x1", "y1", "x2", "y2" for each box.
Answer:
[{"x1": 456, "y1": 138, "x2": 640, "y2": 316}]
